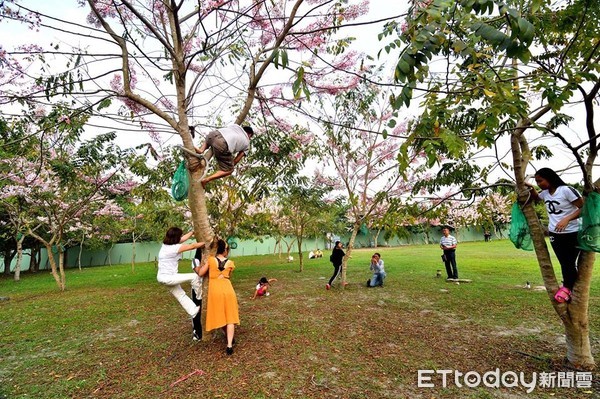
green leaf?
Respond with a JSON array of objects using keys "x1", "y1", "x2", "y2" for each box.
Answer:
[
  {"x1": 292, "y1": 67, "x2": 304, "y2": 99},
  {"x1": 397, "y1": 59, "x2": 410, "y2": 75},
  {"x1": 517, "y1": 17, "x2": 535, "y2": 46},
  {"x1": 474, "y1": 22, "x2": 508, "y2": 45},
  {"x1": 273, "y1": 48, "x2": 280, "y2": 69},
  {"x1": 97, "y1": 98, "x2": 112, "y2": 111},
  {"x1": 281, "y1": 49, "x2": 289, "y2": 69},
  {"x1": 302, "y1": 84, "x2": 311, "y2": 101}
]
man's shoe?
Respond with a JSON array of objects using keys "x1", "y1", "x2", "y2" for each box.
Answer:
[
  {"x1": 192, "y1": 330, "x2": 201, "y2": 341},
  {"x1": 325, "y1": 284, "x2": 331, "y2": 290},
  {"x1": 226, "y1": 346, "x2": 233, "y2": 355}
]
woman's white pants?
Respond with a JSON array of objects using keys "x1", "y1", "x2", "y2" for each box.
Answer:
[{"x1": 157, "y1": 273, "x2": 201, "y2": 317}]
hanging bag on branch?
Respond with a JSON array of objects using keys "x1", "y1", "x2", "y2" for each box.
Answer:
[
  {"x1": 509, "y1": 203, "x2": 533, "y2": 251},
  {"x1": 578, "y1": 191, "x2": 600, "y2": 252},
  {"x1": 171, "y1": 160, "x2": 189, "y2": 201}
]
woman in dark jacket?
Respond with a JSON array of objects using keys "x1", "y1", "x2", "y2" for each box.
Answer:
[{"x1": 326, "y1": 241, "x2": 345, "y2": 290}]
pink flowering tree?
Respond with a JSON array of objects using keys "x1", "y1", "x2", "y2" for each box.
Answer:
[
  {"x1": 277, "y1": 184, "x2": 337, "y2": 271},
  {"x1": 2, "y1": 0, "x2": 374, "y2": 243},
  {"x1": 2, "y1": 0, "x2": 389, "y2": 336},
  {"x1": 314, "y1": 79, "x2": 428, "y2": 285},
  {"x1": 269, "y1": 206, "x2": 297, "y2": 261},
  {"x1": 0, "y1": 122, "x2": 134, "y2": 290},
  {"x1": 476, "y1": 192, "x2": 512, "y2": 238}
]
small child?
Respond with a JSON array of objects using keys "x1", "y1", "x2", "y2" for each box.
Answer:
[{"x1": 252, "y1": 277, "x2": 277, "y2": 299}]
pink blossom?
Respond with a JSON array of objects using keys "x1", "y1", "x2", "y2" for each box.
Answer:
[
  {"x1": 288, "y1": 152, "x2": 302, "y2": 161},
  {"x1": 58, "y1": 115, "x2": 71, "y2": 125},
  {"x1": 269, "y1": 143, "x2": 280, "y2": 154}
]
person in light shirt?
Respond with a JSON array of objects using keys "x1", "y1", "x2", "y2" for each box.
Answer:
[
  {"x1": 440, "y1": 227, "x2": 458, "y2": 280},
  {"x1": 527, "y1": 167, "x2": 583, "y2": 303},
  {"x1": 156, "y1": 227, "x2": 205, "y2": 340},
  {"x1": 367, "y1": 253, "x2": 386, "y2": 287},
  {"x1": 194, "y1": 124, "x2": 254, "y2": 187}
]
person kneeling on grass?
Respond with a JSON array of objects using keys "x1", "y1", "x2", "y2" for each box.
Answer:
[
  {"x1": 367, "y1": 253, "x2": 386, "y2": 287},
  {"x1": 251, "y1": 277, "x2": 277, "y2": 299}
]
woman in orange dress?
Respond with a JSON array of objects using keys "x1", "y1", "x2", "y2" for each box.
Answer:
[{"x1": 198, "y1": 238, "x2": 239, "y2": 355}]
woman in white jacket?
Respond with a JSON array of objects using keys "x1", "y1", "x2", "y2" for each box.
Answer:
[{"x1": 157, "y1": 227, "x2": 205, "y2": 327}]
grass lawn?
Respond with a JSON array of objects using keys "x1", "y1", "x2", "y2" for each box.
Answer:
[{"x1": 1, "y1": 239, "x2": 599, "y2": 398}]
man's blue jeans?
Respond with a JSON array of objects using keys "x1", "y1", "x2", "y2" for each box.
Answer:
[{"x1": 370, "y1": 271, "x2": 386, "y2": 287}]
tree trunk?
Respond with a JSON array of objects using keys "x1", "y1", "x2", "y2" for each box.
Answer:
[
  {"x1": 423, "y1": 224, "x2": 431, "y2": 245},
  {"x1": 29, "y1": 230, "x2": 64, "y2": 290},
  {"x1": 341, "y1": 222, "x2": 360, "y2": 287},
  {"x1": 108, "y1": 243, "x2": 114, "y2": 266},
  {"x1": 14, "y1": 235, "x2": 25, "y2": 281},
  {"x1": 273, "y1": 237, "x2": 282, "y2": 258},
  {"x1": 78, "y1": 232, "x2": 84, "y2": 271},
  {"x1": 2, "y1": 249, "x2": 16, "y2": 276},
  {"x1": 30, "y1": 246, "x2": 40, "y2": 273},
  {"x1": 561, "y1": 251, "x2": 595, "y2": 370},
  {"x1": 512, "y1": 118, "x2": 595, "y2": 370},
  {"x1": 187, "y1": 154, "x2": 215, "y2": 342},
  {"x1": 46, "y1": 244, "x2": 64, "y2": 291},
  {"x1": 297, "y1": 237, "x2": 303, "y2": 272},
  {"x1": 373, "y1": 228, "x2": 381, "y2": 248},
  {"x1": 58, "y1": 248, "x2": 66, "y2": 291},
  {"x1": 131, "y1": 233, "x2": 136, "y2": 273},
  {"x1": 284, "y1": 238, "x2": 296, "y2": 261}
]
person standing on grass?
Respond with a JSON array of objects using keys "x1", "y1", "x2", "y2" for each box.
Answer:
[
  {"x1": 156, "y1": 227, "x2": 205, "y2": 340},
  {"x1": 197, "y1": 239, "x2": 239, "y2": 355},
  {"x1": 440, "y1": 227, "x2": 458, "y2": 280},
  {"x1": 326, "y1": 241, "x2": 345, "y2": 290},
  {"x1": 484, "y1": 230, "x2": 492, "y2": 242},
  {"x1": 194, "y1": 124, "x2": 254, "y2": 188},
  {"x1": 190, "y1": 248, "x2": 203, "y2": 341},
  {"x1": 526, "y1": 167, "x2": 584, "y2": 303}
]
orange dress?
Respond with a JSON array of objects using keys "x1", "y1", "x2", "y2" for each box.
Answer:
[{"x1": 205, "y1": 256, "x2": 240, "y2": 331}]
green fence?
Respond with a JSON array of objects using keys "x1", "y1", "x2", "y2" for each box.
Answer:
[{"x1": 4, "y1": 225, "x2": 506, "y2": 272}]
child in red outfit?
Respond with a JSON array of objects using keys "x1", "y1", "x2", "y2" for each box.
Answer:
[{"x1": 251, "y1": 277, "x2": 277, "y2": 299}]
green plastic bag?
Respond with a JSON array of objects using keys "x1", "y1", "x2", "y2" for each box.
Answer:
[
  {"x1": 509, "y1": 203, "x2": 533, "y2": 251},
  {"x1": 578, "y1": 191, "x2": 600, "y2": 252},
  {"x1": 171, "y1": 161, "x2": 189, "y2": 201}
]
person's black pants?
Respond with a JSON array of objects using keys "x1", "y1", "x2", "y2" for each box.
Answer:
[
  {"x1": 191, "y1": 288, "x2": 202, "y2": 336},
  {"x1": 444, "y1": 250, "x2": 458, "y2": 279},
  {"x1": 328, "y1": 264, "x2": 342, "y2": 285},
  {"x1": 549, "y1": 232, "x2": 580, "y2": 290}
]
